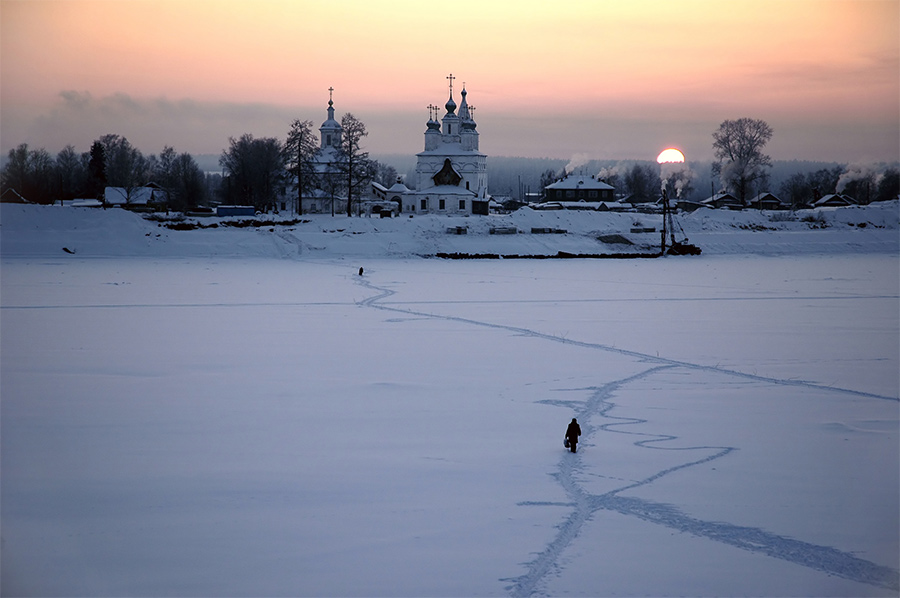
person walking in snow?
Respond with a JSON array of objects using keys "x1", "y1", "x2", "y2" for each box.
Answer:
[{"x1": 565, "y1": 418, "x2": 581, "y2": 453}]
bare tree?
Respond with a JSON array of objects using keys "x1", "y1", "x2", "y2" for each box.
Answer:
[
  {"x1": 339, "y1": 113, "x2": 372, "y2": 216},
  {"x1": 712, "y1": 118, "x2": 773, "y2": 205},
  {"x1": 538, "y1": 168, "x2": 560, "y2": 200},
  {"x1": 170, "y1": 152, "x2": 206, "y2": 210},
  {"x1": 98, "y1": 134, "x2": 149, "y2": 204},
  {"x1": 876, "y1": 168, "x2": 899, "y2": 202},
  {"x1": 153, "y1": 146, "x2": 178, "y2": 207},
  {"x1": 623, "y1": 163, "x2": 661, "y2": 204},
  {"x1": 152, "y1": 146, "x2": 206, "y2": 210},
  {"x1": 0, "y1": 143, "x2": 56, "y2": 204},
  {"x1": 219, "y1": 134, "x2": 286, "y2": 212},
  {"x1": 284, "y1": 119, "x2": 318, "y2": 215},
  {"x1": 372, "y1": 161, "x2": 398, "y2": 188},
  {"x1": 1, "y1": 144, "x2": 31, "y2": 198},
  {"x1": 56, "y1": 145, "x2": 86, "y2": 203}
]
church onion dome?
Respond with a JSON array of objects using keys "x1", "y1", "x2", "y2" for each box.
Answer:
[
  {"x1": 426, "y1": 118, "x2": 441, "y2": 131},
  {"x1": 458, "y1": 87, "x2": 476, "y2": 130},
  {"x1": 444, "y1": 94, "x2": 457, "y2": 114}
]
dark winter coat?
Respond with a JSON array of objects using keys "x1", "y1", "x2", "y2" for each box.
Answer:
[{"x1": 565, "y1": 420, "x2": 581, "y2": 443}]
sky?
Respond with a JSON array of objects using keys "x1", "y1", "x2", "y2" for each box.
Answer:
[{"x1": 1, "y1": 0, "x2": 898, "y2": 165}]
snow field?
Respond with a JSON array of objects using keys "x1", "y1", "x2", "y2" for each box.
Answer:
[
  {"x1": 1, "y1": 203, "x2": 898, "y2": 596},
  {"x1": 1, "y1": 256, "x2": 897, "y2": 596}
]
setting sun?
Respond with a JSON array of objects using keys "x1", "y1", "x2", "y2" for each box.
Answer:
[{"x1": 657, "y1": 148, "x2": 686, "y2": 163}]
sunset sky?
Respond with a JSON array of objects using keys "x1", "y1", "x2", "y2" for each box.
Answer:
[{"x1": 1, "y1": 0, "x2": 898, "y2": 164}]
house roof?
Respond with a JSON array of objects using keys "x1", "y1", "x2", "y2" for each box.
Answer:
[
  {"x1": 750, "y1": 192, "x2": 782, "y2": 203},
  {"x1": 545, "y1": 174, "x2": 614, "y2": 191},
  {"x1": 104, "y1": 187, "x2": 165, "y2": 205},
  {"x1": 814, "y1": 194, "x2": 855, "y2": 207},
  {"x1": 388, "y1": 180, "x2": 410, "y2": 193},
  {"x1": 701, "y1": 192, "x2": 740, "y2": 205}
]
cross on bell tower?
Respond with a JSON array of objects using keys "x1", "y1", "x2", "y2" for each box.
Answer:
[{"x1": 446, "y1": 73, "x2": 455, "y2": 97}]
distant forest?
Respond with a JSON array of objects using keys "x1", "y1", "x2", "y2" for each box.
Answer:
[{"x1": 4, "y1": 147, "x2": 897, "y2": 207}]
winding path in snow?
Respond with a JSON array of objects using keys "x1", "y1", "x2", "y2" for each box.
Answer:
[
  {"x1": 509, "y1": 369, "x2": 898, "y2": 596},
  {"x1": 354, "y1": 275, "x2": 899, "y2": 595},
  {"x1": 356, "y1": 276, "x2": 896, "y2": 403}
]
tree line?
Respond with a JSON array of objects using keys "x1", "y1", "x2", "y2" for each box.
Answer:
[
  {"x1": 1, "y1": 135, "x2": 209, "y2": 210},
  {"x1": 3, "y1": 116, "x2": 897, "y2": 211},
  {"x1": 0, "y1": 112, "x2": 398, "y2": 216}
]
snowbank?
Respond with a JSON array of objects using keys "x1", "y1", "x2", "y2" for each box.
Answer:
[{"x1": 2, "y1": 201, "x2": 897, "y2": 259}]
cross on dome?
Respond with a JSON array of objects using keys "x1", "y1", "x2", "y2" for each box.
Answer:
[{"x1": 444, "y1": 74, "x2": 457, "y2": 114}]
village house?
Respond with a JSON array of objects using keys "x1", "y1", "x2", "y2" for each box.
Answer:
[
  {"x1": 104, "y1": 184, "x2": 168, "y2": 210},
  {"x1": 700, "y1": 192, "x2": 743, "y2": 210},
  {"x1": 748, "y1": 192, "x2": 785, "y2": 210},
  {"x1": 814, "y1": 193, "x2": 856, "y2": 207},
  {"x1": 543, "y1": 174, "x2": 615, "y2": 204}
]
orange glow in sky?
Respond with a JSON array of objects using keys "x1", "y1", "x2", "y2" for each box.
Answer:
[{"x1": 1, "y1": 0, "x2": 898, "y2": 162}]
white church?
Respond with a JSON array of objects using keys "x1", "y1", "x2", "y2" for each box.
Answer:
[
  {"x1": 301, "y1": 88, "x2": 348, "y2": 215},
  {"x1": 373, "y1": 75, "x2": 491, "y2": 215}
]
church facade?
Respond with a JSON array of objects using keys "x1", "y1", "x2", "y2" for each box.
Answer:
[
  {"x1": 307, "y1": 78, "x2": 491, "y2": 217},
  {"x1": 302, "y1": 89, "x2": 348, "y2": 215},
  {"x1": 399, "y1": 76, "x2": 489, "y2": 215}
]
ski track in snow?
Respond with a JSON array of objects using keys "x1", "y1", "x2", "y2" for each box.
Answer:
[{"x1": 354, "y1": 275, "x2": 900, "y2": 596}]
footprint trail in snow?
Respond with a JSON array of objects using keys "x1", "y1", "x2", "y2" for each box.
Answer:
[{"x1": 355, "y1": 275, "x2": 899, "y2": 595}]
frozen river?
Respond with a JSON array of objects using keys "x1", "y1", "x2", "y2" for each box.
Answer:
[{"x1": 2, "y1": 254, "x2": 898, "y2": 596}]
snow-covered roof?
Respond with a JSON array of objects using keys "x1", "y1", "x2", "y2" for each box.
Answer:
[
  {"x1": 545, "y1": 175, "x2": 614, "y2": 191},
  {"x1": 701, "y1": 192, "x2": 741, "y2": 205},
  {"x1": 104, "y1": 187, "x2": 164, "y2": 205},
  {"x1": 388, "y1": 181, "x2": 411, "y2": 193},
  {"x1": 750, "y1": 192, "x2": 782, "y2": 202},
  {"x1": 815, "y1": 194, "x2": 855, "y2": 207}
]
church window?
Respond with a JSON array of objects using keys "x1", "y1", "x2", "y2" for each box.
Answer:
[
  {"x1": 326, "y1": 134, "x2": 332, "y2": 146},
  {"x1": 421, "y1": 199, "x2": 427, "y2": 210},
  {"x1": 459, "y1": 200, "x2": 466, "y2": 210},
  {"x1": 439, "y1": 199, "x2": 446, "y2": 210},
  {"x1": 466, "y1": 181, "x2": 470, "y2": 190},
  {"x1": 448, "y1": 125, "x2": 452, "y2": 134}
]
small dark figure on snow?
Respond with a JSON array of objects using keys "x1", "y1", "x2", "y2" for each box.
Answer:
[
  {"x1": 565, "y1": 418, "x2": 581, "y2": 453},
  {"x1": 358, "y1": 267, "x2": 364, "y2": 276}
]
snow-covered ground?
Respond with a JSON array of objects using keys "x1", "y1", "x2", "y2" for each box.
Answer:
[
  {"x1": 1, "y1": 204, "x2": 898, "y2": 596},
  {"x1": 0, "y1": 201, "x2": 897, "y2": 260}
]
